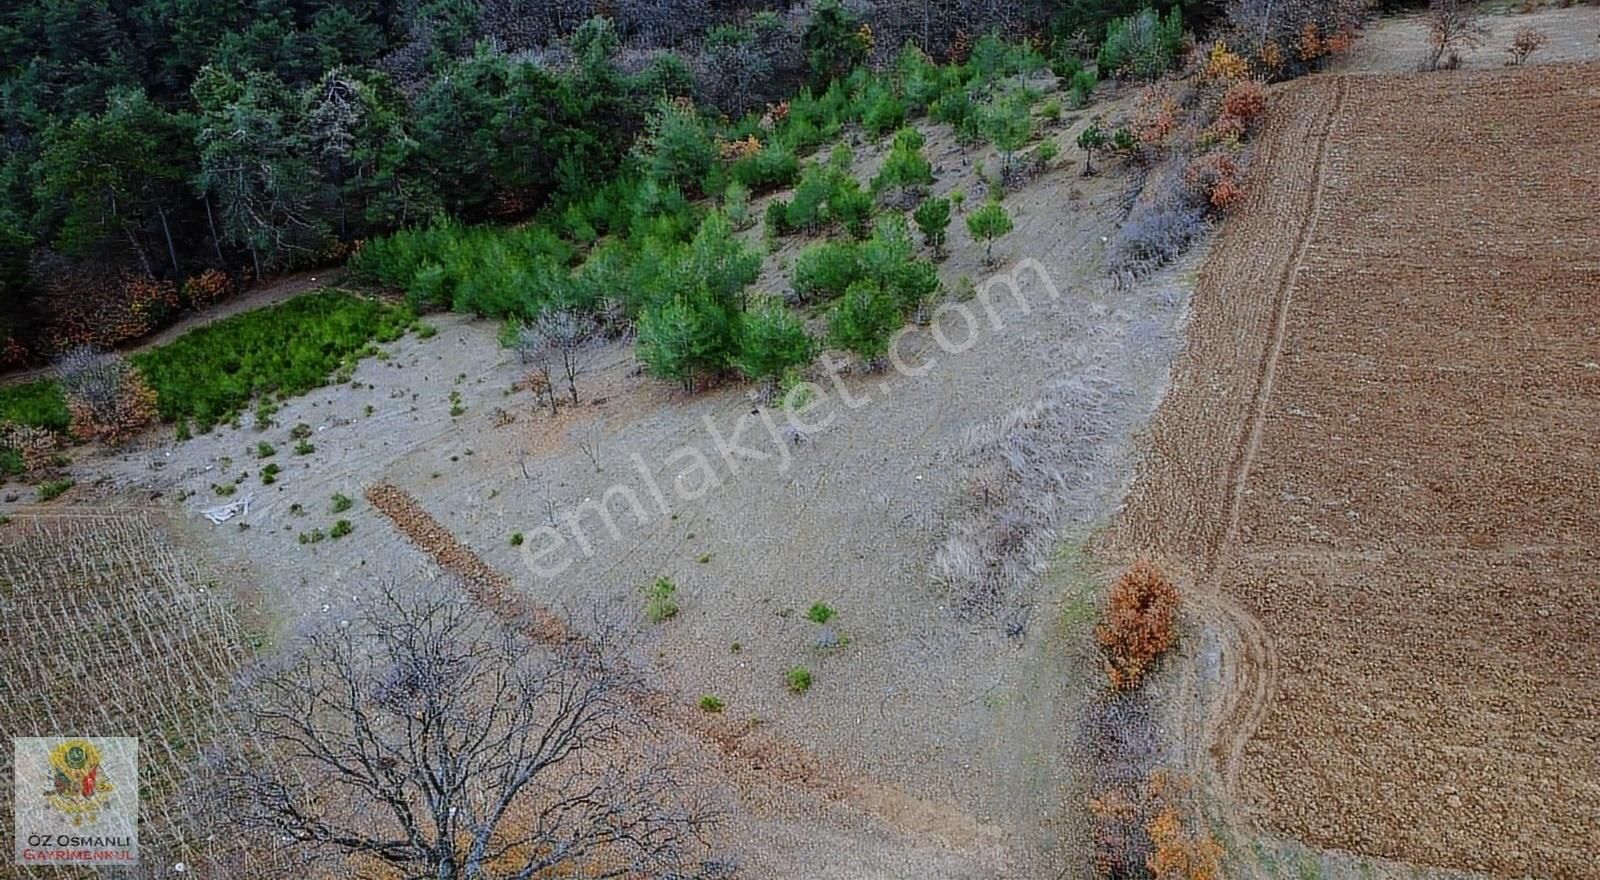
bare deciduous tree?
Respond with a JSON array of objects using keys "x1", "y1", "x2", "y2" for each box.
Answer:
[
  {"x1": 531, "y1": 306, "x2": 601, "y2": 406},
  {"x1": 1426, "y1": 0, "x2": 1489, "y2": 70},
  {"x1": 1506, "y1": 27, "x2": 1547, "y2": 66},
  {"x1": 208, "y1": 583, "x2": 728, "y2": 880}
]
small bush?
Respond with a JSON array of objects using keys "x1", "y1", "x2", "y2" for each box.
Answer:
[
  {"x1": 735, "y1": 300, "x2": 815, "y2": 383},
  {"x1": 329, "y1": 519, "x2": 353, "y2": 539},
  {"x1": 56, "y1": 347, "x2": 157, "y2": 444},
  {"x1": 331, "y1": 492, "x2": 353, "y2": 513},
  {"x1": 805, "y1": 602, "x2": 836, "y2": 623},
  {"x1": 698, "y1": 695, "x2": 725, "y2": 713},
  {"x1": 793, "y1": 241, "x2": 864, "y2": 302},
  {"x1": 260, "y1": 463, "x2": 280, "y2": 484},
  {"x1": 913, "y1": 196, "x2": 952, "y2": 256},
  {"x1": 966, "y1": 200, "x2": 1014, "y2": 263},
  {"x1": 645, "y1": 576, "x2": 680, "y2": 623},
  {"x1": 828, "y1": 279, "x2": 901, "y2": 365},
  {"x1": 1096, "y1": 560, "x2": 1179, "y2": 690},
  {"x1": 785, "y1": 666, "x2": 813, "y2": 694},
  {"x1": 1068, "y1": 69, "x2": 1098, "y2": 108},
  {"x1": 256, "y1": 441, "x2": 276, "y2": 458},
  {"x1": 1098, "y1": 7, "x2": 1183, "y2": 80},
  {"x1": 510, "y1": 532, "x2": 524, "y2": 546},
  {"x1": 730, "y1": 144, "x2": 800, "y2": 193},
  {"x1": 293, "y1": 439, "x2": 315, "y2": 456},
  {"x1": 298, "y1": 528, "x2": 326, "y2": 544},
  {"x1": 36, "y1": 478, "x2": 74, "y2": 502}
]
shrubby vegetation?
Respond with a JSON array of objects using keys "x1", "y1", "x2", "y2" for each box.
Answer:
[
  {"x1": 132, "y1": 291, "x2": 412, "y2": 431},
  {"x1": 0, "y1": 380, "x2": 70, "y2": 433},
  {"x1": 1097, "y1": 560, "x2": 1179, "y2": 691}
]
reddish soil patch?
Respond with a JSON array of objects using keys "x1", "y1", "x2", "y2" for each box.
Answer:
[{"x1": 1109, "y1": 64, "x2": 1600, "y2": 876}]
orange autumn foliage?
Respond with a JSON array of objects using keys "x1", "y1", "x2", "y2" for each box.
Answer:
[{"x1": 1096, "y1": 560, "x2": 1179, "y2": 690}]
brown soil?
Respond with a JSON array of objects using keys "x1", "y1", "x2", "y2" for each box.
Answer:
[{"x1": 1107, "y1": 63, "x2": 1600, "y2": 877}]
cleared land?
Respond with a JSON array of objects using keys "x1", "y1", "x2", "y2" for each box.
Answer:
[{"x1": 1112, "y1": 63, "x2": 1600, "y2": 876}]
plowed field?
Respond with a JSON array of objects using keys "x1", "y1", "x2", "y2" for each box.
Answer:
[{"x1": 1111, "y1": 64, "x2": 1600, "y2": 876}]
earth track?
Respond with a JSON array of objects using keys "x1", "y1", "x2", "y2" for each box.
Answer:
[{"x1": 1202, "y1": 75, "x2": 1346, "y2": 810}]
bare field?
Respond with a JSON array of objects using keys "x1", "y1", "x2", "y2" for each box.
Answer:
[
  {"x1": 1332, "y1": 6, "x2": 1600, "y2": 74},
  {"x1": 1113, "y1": 64, "x2": 1600, "y2": 876}
]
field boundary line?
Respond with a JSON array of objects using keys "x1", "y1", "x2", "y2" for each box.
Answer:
[{"x1": 1202, "y1": 76, "x2": 1347, "y2": 810}]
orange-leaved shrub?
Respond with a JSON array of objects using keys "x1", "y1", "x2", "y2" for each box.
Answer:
[
  {"x1": 1097, "y1": 560, "x2": 1179, "y2": 690},
  {"x1": 1146, "y1": 772, "x2": 1224, "y2": 880},
  {"x1": 181, "y1": 269, "x2": 236, "y2": 309},
  {"x1": 57, "y1": 347, "x2": 158, "y2": 444}
]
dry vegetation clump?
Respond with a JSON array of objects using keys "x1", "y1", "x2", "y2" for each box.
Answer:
[
  {"x1": 56, "y1": 344, "x2": 158, "y2": 443},
  {"x1": 0, "y1": 420, "x2": 58, "y2": 474},
  {"x1": 1096, "y1": 560, "x2": 1179, "y2": 691},
  {"x1": 1106, "y1": 58, "x2": 1269, "y2": 280},
  {"x1": 932, "y1": 360, "x2": 1141, "y2": 622},
  {"x1": 1506, "y1": 27, "x2": 1549, "y2": 65}
]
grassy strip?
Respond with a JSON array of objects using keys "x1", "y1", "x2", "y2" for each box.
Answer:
[
  {"x1": 129, "y1": 290, "x2": 412, "y2": 432},
  {"x1": 0, "y1": 379, "x2": 70, "y2": 432}
]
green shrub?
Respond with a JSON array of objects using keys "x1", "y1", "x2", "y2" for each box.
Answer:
[
  {"x1": 829, "y1": 280, "x2": 901, "y2": 364},
  {"x1": 0, "y1": 380, "x2": 70, "y2": 433},
  {"x1": 331, "y1": 492, "x2": 353, "y2": 513},
  {"x1": 806, "y1": 602, "x2": 836, "y2": 623},
  {"x1": 982, "y1": 93, "x2": 1034, "y2": 175},
  {"x1": 930, "y1": 89, "x2": 976, "y2": 128},
  {"x1": 860, "y1": 215, "x2": 939, "y2": 309},
  {"x1": 298, "y1": 528, "x2": 325, "y2": 544},
  {"x1": 735, "y1": 300, "x2": 815, "y2": 382},
  {"x1": 1040, "y1": 98, "x2": 1063, "y2": 122},
  {"x1": 639, "y1": 99, "x2": 717, "y2": 194},
  {"x1": 872, "y1": 127, "x2": 934, "y2": 196},
  {"x1": 36, "y1": 478, "x2": 74, "y2": 501},
  {"x1": 260, "y1": 463, "x2": 280, "y2": 484},
  {"x1": 730, "y1": 144, "x2": 800, "y2": 193},
  {"x1": 637, "y1": 294, "x2": 738, "y2": 392},
  {"x1": 256, "y1": 441, "x2": 275, "y2": 458},
  {"x1": 827, "y1": 179, "x2": 875, "y2": 239},
  {"x1": 1098, "y1": 7, "x2": 1183, "y2": 80},
  {"x1": 510, "y1": 532, "x2": 524, "y2": 546},
  {"x1": 644, "y1": 576, "x2": 680, "y2": 623},
  {"x1": 130, "y1": 291, "x2": 411, "y2": 432},
  {"x1": 785, "y1": 164, "x2": 836, "y2": 233},
  {"x1": 793, "y1": 241, "x2": 863, "y2": 302},
  {"x1": 859, "y1": 83, "x2": 907, "y2": 137},
  {"x1": 785, "y1": 666, "x2": 813, "y2": 694},
  {"x1": 966, "y1": 199, "x2": 1014, "y2": 263},
  {"x1": 913, "y1": 196, "x2": 952, "y2": 256},
  {"x1": 723, "y1": 181, "x2": 752, "y2": 231},
  {"x1": 765, "y1": 199, "x2": 792, "y2": 238},
  {"x1": 698, "y1": 695, "x2": 726, "y2": 713},
  {"x1": 329, "y1": 519, "x2": 353, "y2": 539},
  {"x1": 293, "y1": 439, "x2": 315, "y2": 456},
  {"x1": 1069, "y1": 69, "x2": 1099, "y2": 108}
]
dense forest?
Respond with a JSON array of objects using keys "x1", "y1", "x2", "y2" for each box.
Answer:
[{"x1": 0, "y1": 0, "x2": 1380, "y2": 364}]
